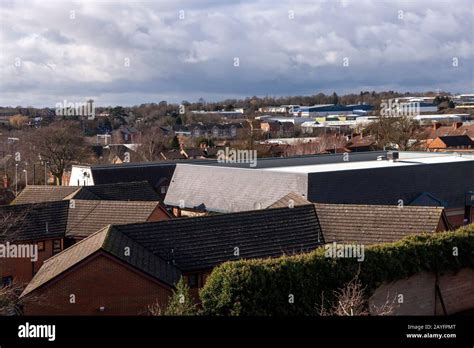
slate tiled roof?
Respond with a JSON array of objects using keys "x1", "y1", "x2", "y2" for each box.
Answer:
[
  {"x1": 164, "y1": 164, "x2": 308, "y2": 212},
  {"x1": 21, "y1": 226, "x2": 181, "y2": 297},
  {"x1": 0, "y1": 201, "x2": 69, "y2": 241},
  {"x1": 12, "y1": 181, "x2": 161, "y2": 205},
  {"x1": 65, "y1": 200, "x2": 162, "y2": 238},
  {"x1": 0, "y1": 199, "x2": 163, "y2": 241},
  {"x1": 437, "y1": 135, "x2": 474, "y2": 147},
  {"x1": 113, "y1": 204, "x2": 324, "y2": 271},
  {"x1": 346, "y1": 135, "x2": 376, "y2": 148},
  {"x1": 314, "y1": 203, "x2": 448, "y2": 245},
  {"x1": 90, "y1": 163, "x2": 176, "y2": 192},
  {"x1": 268, "y1": 192, "x2": 311, "y2": 209},
  {"x1": 11, "y1": 186, "x2": 80, "y2": 205}
]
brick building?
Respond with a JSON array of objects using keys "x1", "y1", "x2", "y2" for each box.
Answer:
[
  {"x1": 20, "y1": 205, "x2": 324, "y2": 314},
  {"x1": 20, "y1": 226, "x2": 179, "y2": 315},
  {"x1": 427, "y1": 135, "x2": 474, "y2": 152},
  {"x1": 20, "y1": 202, "x2": 454, "y2": 315},
  {"x1": 0, "y1": 199, "x2": 170, "y2": 285}
]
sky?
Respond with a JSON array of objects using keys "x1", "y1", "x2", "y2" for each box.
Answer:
[{"x1": 0, "y1": 0, "x2": 473, "y2": 107}]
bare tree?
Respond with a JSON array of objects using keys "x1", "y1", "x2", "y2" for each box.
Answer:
[
  {"x1": 147, "y1": 300, "x2": 165, "y2": 316},
  {"x1": 0, "y1": 209, "x2": 29, "y2": 243},
  {"x1": 317, "y1": 273, "x2": 395, "y2": 316},
  {"x1": 29, "y1": 122, "x2": 90, "y2": 185},
  {"x1": 0, "y1": 208, "x2": 34, "y2": 316},
  {"x1": 0, "y1": 282, "x2": 25, "y2": 315},
  {"x1": 136, "y1": 125, "x2": 169, "y2": 162},
  {"x1": 365, "y1": 116, "x2": 426, "y2": 151}
]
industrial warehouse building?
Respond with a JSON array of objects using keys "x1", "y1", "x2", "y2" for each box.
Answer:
[
  {"x1": 163, "y1": 152, "x2": 474, "y2": 227},
  {"x1": 68, "y1": 152, "x2": 474, "y2": 227}
]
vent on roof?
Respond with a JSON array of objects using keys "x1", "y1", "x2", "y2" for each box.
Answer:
[{"x1": 387, "y1": 151, "x2": 399, "y2": 162}]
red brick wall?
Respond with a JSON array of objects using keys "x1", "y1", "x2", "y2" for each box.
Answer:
[
  {"x1": 0, "y1": 238, "x2": 63, "y2": 284},
  {"x1": 369, "y1": 268, "x2": 474, "y2": 315},
  {"x1": 22, "y1": 252, "x2": 172, "y2": 315},
  {"x1": 444, "y1": 208, "x2": 467, "y2": 228},
  {"x1": 147, "y1": 205, "x2": 171, "y2": 221},
  {"x1": 428, "y1": 138, "x2": 447, "y2": 150},
  {"x1": 437, "y1": 268, "x2": 474, "y2": 314}
]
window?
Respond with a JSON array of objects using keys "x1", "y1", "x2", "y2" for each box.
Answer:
[
  {"x1": 187, "y1": 274, "x2": 199, "y2": 288},
  {"x1": 52, "y1": 239, "x2": 62, "y2": 254},
  {"x1": 37, "y1": 241, "x2": 45, "y2": 252},
  {"x1": 2, "y1": 276, "x2": 13, "y2": 287}
]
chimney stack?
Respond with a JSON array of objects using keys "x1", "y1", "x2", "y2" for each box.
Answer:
[{"x1": 433, "y1": 122, "x2": 441, "y2": 130}]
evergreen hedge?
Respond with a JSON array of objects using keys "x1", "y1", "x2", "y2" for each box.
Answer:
[{"x1": 200, "y1": 225, "x2": 474, "y2": 315}]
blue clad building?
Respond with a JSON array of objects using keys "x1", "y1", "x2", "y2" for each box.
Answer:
[{"x1": 292, "y1": 104, "x2": 374, "y2": 116}]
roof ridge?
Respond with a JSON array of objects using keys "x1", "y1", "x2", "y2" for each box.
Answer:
[
  {"x1": 98, "y1": 225, "x2": 181, "y2": 286},
  {"x1": 112, "y1": 204, "x2": 315, "y2": 230},
  {"x1": 15, "y1": 185, "x2": 80, "y2": 189},
  {"x1": 69, "y1": 199, "x2": 161, "y2": 205},
  {"x1": 314, "y1": 202, "x2": 444, "y2": 210},
  {"x1": 43, "y1": 225, "x2": 112, "y2": 264},
  {"x1": 5, "y1": 200, "x2": 69, "y2": 208}
]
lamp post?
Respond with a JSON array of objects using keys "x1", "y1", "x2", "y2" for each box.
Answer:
[
  {"x1": 23, "y1": 169, "x2": 28, "y2": 186},
  {"x1": 15, "y1": 163, "x2": 18, "y2": 196},
  {"x1": 44, "y1": 162, "x2": 48, "y2": 185}
]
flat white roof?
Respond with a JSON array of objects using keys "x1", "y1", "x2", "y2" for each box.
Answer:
[{"x1": 262, "y1": 154, "x2": 474, "y2": 174}]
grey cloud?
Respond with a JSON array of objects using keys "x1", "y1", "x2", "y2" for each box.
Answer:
[{"x1": 0, "y1": 0, "x2": 472, "y2": 107}]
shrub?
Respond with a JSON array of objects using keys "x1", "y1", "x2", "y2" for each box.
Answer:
[
  {"x1": 148, "y1": 277, "x2": 198, "y2": 316},
  {"x1": 200, "y1": 225, "x2": 474, "y2": 315}
]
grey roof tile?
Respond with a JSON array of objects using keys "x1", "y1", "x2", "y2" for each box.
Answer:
[
  {"x1": 65, "y1": 200, "x2": 162, "y2": 238},
  {"x1": 12, "y1": 186, "x2": 80, "y2": 205},
  {"x1": 268, "y1": 192, "x2": 311, "y2": 209},
  {"x1": 0, "y1": 201, "x2": 69, "y2": 241},
  {"x1": 164, "y1": 164, "x2": 308, "y2": 212},
  {"x1": 315, "y1": 203, "x2": 447, "y2": 245},
  {"x1": 113, "y1": 204, "x2": 324, "y2": 271}
]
